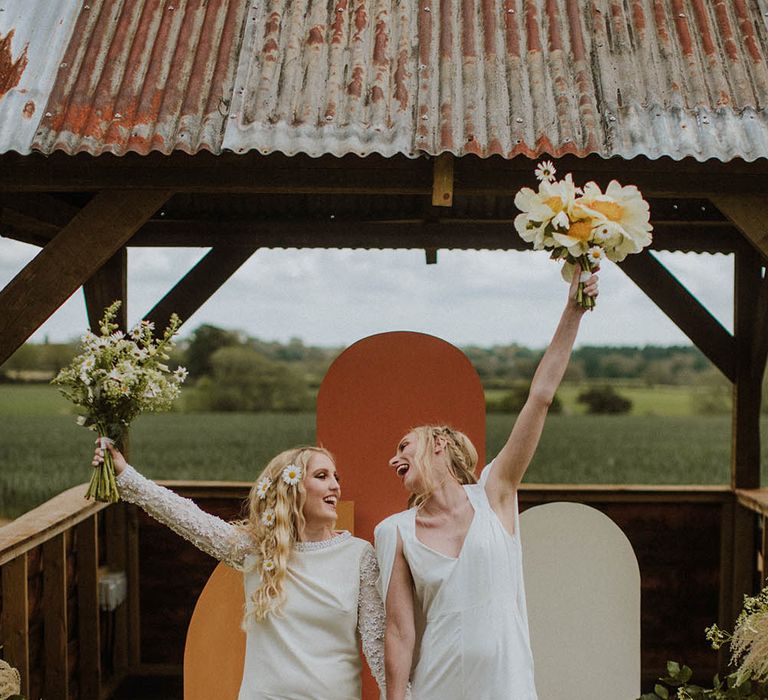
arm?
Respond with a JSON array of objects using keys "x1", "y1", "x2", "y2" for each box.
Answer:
[
  {"x1": 358, "y1": 545, "x2": 387, "y2": 698},
  {"x1": 486, "y1": 270, "x2": 598, "y2": 510},
  {"x1": 95, "y1": 444, "x2": 254, "y2": 570},
  {"x1": 384, "y1": 532, "x2": 416, "y2": 700}
]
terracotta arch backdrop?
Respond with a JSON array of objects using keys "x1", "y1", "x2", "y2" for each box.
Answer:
[
  {"x1": 317, "y1": 330, "x2": 486, "y2": 547},
  {"x1": 317, "y1": 331, "x2": 486, "y2": 700}
]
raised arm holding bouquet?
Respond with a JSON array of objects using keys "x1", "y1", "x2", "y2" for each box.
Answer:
[
  {"x1": 514, "y1": 160, "x2": 653, "y2": 308},
  {"x1": 52, "y1": 301, "x2": 187, "y2": 503}
]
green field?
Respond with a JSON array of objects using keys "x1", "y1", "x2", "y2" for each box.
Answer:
[
  {"x1": 487, "y1": 383, "x2": 720, "y2": 417},
  {"x1": 0, "y1": 385, "x2": 763, "y2": 519}
]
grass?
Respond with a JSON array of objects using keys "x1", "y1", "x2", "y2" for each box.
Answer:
[
  {"x1": 487, "y1": 383, "x2": 714, "y2": 417},
  {"x1": 0, "y1": 385, "x2": 762, "y2": 519}
]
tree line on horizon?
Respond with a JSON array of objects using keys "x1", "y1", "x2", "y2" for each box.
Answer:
[{"x1": 0, "y1": 323, "x2": 731, "y2": 414}]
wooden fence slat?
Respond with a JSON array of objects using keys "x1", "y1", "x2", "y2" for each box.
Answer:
[
  {"x1": 76, "y1": 516, "x2": 100, "y2": 700},
  {"x1": 43, "y1": 534, "x2": 68, "y2": 699},
  {"x1": 106, "y1": 504, "x2": 128, "y2": 675},
  {"x1": 127, "y1": 506, "x2": 141, "y2": 667},
  {"x1": 1, "y1": 553, "x2": 29, "y2": 695}
]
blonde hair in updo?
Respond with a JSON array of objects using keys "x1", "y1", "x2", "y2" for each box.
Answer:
[
  {"x1": 408, "y1": 425, "x2": 478, "y2": 508},
  {"x1": 239, "y1": 446, "x2": 335, "y2": 623}
]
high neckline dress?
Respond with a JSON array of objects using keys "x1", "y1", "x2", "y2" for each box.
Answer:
[
  {"x1": 375, "y1": 462, "x2": 538, "y2": 700},
  {"x1": 116, "y1": 465, "x2": 386, "y2": 700}
]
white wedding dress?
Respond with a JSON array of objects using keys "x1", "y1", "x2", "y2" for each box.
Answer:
[
  {"x1": 116, "y1": 466, "x2": 386, "y2": 700},
  {"x1": 375, "y1": 461, "x2": 537, "y2": 699}
]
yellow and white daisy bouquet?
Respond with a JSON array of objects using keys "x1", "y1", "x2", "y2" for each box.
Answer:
[
  {"x1": 514, "y1": 161, "x2": 653, "y2": 309},
  {"x1": 52, "y1": 301, "x2": 187, "y2": 503}
]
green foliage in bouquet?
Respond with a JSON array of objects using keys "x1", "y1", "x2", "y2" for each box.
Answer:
[
  {"x1": 640, "y1": 587, "x2": 768, "y2": 699},
  {"x1": 52, "y1": 302, "x2": 187, "y2": 502}
]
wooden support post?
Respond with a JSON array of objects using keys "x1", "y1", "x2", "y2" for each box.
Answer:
[
  {"x1": 76, "y1": 516, "x2": 100, "y2": 700},
  {"x1": 83, "y1": 247, "x2": 128, "y2": 332},
  {"x1": 432, "y1": 154, "x2": 454, "y2": 207},
  {"x1": 732, "y1": 243, "x2": 763, "y2": 490},
  {"x1": 144, "y1": 246, "x2": 258, "y2": 332},
  {"x1": 0, "y1": 189, "x2": 172, "y2": 365},
  {"x1": 716, "y1": 242, "x2": 764, "y2": 662},
  {"x1": 42, "y1": 533, "x2": 68, "y2": 700},
  {"x1": 618, "y1": 251, "x2": 736, "y2": 381},
  {"x1": 1, "y1": 554, "x2": 29, "y2": 695},
  {"x1": 425, "y1": 248, "x2": 438, "y2": 264}
]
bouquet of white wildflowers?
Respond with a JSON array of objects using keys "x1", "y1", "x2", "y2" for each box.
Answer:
[
  {"x1": 514, "y1": 161, "x2": 653, "y2": 309},
  {"x1": 52, "y1": 301, "x2": 187, "y2": 503}
]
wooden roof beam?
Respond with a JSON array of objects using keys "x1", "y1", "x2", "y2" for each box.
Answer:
[
  {"x1": 0, "y1": 190, "x2": 172, "y2": 365},
  {"x1": 2, "y1": 152, "x2": 768, "y2": 197},
  {"x1": 617, "y1": 250, "x2": 736, "y2": 382},
  {"x1": 143, "y1": 246, "x2": 258, "y2": 334},
  {"x1": 710, "y1": 195, "x2": 768, "y2": 261}
]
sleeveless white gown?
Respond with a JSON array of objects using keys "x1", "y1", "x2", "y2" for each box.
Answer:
[{"x1": 375, "y1": 461, "x2": 538, "y2": 699}]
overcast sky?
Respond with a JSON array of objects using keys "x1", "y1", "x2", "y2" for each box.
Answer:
[{"x1": 0, "y1": 238, "x2": 733, "y2": 349}]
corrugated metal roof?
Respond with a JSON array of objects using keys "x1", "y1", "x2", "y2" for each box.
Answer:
[
  {"x1": 33, "y1": 0, "x2": 249, "y2": 156},
  {"x1": 2, "y1": 0, "x2": 768, "y2": 161},
  {"x1": 0, "y1": 0, "x2": 80, "y2": 154}
]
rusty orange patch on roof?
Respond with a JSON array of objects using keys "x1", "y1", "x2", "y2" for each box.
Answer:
[{"x1": 0, "y1": 30, "x2": 28, "y2": 100}]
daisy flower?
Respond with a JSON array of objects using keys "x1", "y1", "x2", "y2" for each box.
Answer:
[
  {"x1": 535, "y1": 160, "x2": 557, "y2": 183},
  {"x1": 586, "y1": 246, "x2": 605, "y2": 265},
  {"x1": 282, "y1": 464, "x2": 302, "y2": 486},
  {"x1": 261, "y1": 508, "x2": 276, "y2": 527},
  {"x1": 255, "y1": 476, "x2": 272, "y2": 500},
  {"x1": 262, "y1": 559, "x2": 276, "y2": 572}
]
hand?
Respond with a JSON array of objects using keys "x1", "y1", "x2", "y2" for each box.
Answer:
[
  {"x1": 92, "y1": 440, "x2": 128, "y2": 475},
  {"x1": 568, "y1": 264, "x2": 599, "y2": 309}
]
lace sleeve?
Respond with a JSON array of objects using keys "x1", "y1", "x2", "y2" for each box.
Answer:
[
  {"x1": 116, "y1": 465, "x2": 254, "y2": 571},
  {"x1": 358, "y1": 543, "x2": 386, "y2": 698}
]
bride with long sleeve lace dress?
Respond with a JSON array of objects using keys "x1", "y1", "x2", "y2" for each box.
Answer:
[{"x1": 94, "y1": 443, "x2": 386, "y2": 700}]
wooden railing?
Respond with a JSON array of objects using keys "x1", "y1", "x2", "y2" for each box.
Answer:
[
  {"x1": 1, "y1": 482, "x2": 763, "y2": 698},
  {"x1": 736, "y1": 488, "x2": 768, "y2": 582},
  {"x1": 0, "y1": 484, "x2": 128, "y2": 700}
]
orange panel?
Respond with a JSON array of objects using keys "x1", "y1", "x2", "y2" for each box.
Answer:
[
  {"x1": 183, "y1": 564, "x2": 245, "y2": 700},
  {"x1": 316, "y1": 331, "x2": 486, "y2": 700},
  {"x1": 317, "y1": 331, "x2": 486, "y2": 544}
]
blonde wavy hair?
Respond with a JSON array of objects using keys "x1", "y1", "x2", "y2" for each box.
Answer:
[
  {"x1": 407, "y1": 425, "x2": 478, "y2": 508},
  {"x1": 239, "y1": 445, "x2": 335, "y2": 623}
]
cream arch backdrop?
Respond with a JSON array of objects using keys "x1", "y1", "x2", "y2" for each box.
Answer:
[{"x1": 521, "y1": 501, "x2": 641, "y2": 699}]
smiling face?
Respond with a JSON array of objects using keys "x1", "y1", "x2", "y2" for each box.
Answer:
[
  {"x1": 389, "y1": 431, "x2": 427, "y2": 494},
  {"x1": 301, "y1": 452, "x2": 341, "y2": 528}
]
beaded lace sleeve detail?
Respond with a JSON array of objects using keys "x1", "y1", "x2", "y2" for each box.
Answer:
[
  {"x1": 358, "y1": 543, "x2": 387, "y2": 697},
  {"x1": 116, "y1": 465, "x2": 254, "y2": 571}
]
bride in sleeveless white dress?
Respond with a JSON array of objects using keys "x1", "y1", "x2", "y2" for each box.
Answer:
[
  {"x1": 375, "y1": 269, "x2": 598, "y2": 700},
  {"x1": 93, "y1": 443, "x2": 386, "y2": 700}
]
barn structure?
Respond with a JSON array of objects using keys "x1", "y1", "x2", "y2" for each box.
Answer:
[{"x1": 1, "y1": 0, "x2": 768, "y2": 697}]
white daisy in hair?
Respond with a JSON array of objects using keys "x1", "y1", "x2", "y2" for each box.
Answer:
[
  {"x1": 255, "y1": 476, "x2": 272, "y2": 500},
  {"x1": 262, "y1": 558, "x2": 276, "y2": 572},
  {"x1": 282, "y1": 463, "x2": 302, "y2": 486},
  {"x1": 261, "y1": 508, "x2": 276, "y2": 527}
]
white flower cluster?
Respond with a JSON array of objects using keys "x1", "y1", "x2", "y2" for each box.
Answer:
[
  {"x1": 53, "y1": 301, "x2": 186, "y2": 440},
  {"x1": 514, "y1": 161, "x2": 653, "y2": 295}
]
